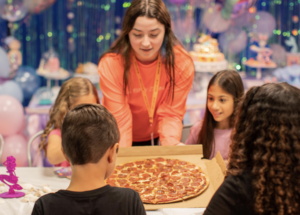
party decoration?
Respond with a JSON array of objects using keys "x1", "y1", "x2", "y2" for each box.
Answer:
[
  {"x1": 0, "y1": 95, "x2": 24, "y2": 136},
  {"x1": 0, "y1": 47, "x2": 10, "y2": 78},
  {"x1": 270, "y1": 44, "x2": 287, "y2": 67},
  {"x1": 1, "y1": 135, "x2": 28, "y2": 167},
  {"x1": 222, "y1": 0, "x2": 239, "y2": 20},
  {"x1": 54, "y1": 167, "x2": 72, "y2": 179},
  {"x1": 230, "y1": 0, "x2": 257, "y2": 19},
  {"x1": 219, "y1": 27, "x2": 247, "y2": 54},
  {"x1": 24, "y1": 0, "x2": 56, "y2": 14},
  {"x1": 191, "y1": 0, "x2": 213, "y2": 9},
  {"x1": 0, "y1": 0, "x2": 29, "y2": 22},
  {"x1": 285, "y1": 36, "x2": 298, "y2": 53},
  {"x1": 14, "y1": 66, "x2": 41, "y2": 100},
  {"x1": 167, "y1": 0, "x2": 187, "y2": 4},
  {"x1": 0, "y1": 156, "x2": 25, "y2": 198},
  {"x1": 0, "y1": 80, "x2": 23, "y2": 103},
  {"x1": 273, "y1": 65, "x2": 300, "y2": 88},
  {"x1": 203, "y1": 4, "x2": 231, "y2": 33},
  {"x1": 7, "y1": 38, "x2": 22, "y2": 78},
  {"x1": 249, "y1": 11, "x2": 276, "y2": 35}
]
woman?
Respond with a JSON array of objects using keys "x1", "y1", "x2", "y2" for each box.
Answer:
[
  {"x1": 98, "y1": 0, "x2": 194, "y2": 147},
  {"x1": 204, "y1": 83, "x2": 300, "y2": 215}
]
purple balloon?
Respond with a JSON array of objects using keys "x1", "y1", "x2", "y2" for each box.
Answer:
[
  {"x1": 168, "y1": 0, "x2": 187, "y2": 4},
  {"x1": 203, "y1": 4, "x2": 231, "y2": 33},
  {"x1": 219, "y1": 27, "x2": 248, "y2": 54},
  {"x1": 0, "y1": 0, "x2": 29, "y2": 22},
  {"x1": 249, "y1": 11, "x2": 276, "y2": 36}
]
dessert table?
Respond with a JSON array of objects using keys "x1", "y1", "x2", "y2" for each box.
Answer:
[{"x1": 0, "y1": 167, "x2": 206, "y2": 215}]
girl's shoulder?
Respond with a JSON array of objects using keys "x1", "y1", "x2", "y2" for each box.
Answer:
[
  {"x1": 173, "y1": 45, "x2": 194, "y2": 75},
  {"x1": 49, "y1": 129, "x2": 61, "y2": 138},
  {"x1": 98, "y1": 53, "x2": 124, "y2": 79}
]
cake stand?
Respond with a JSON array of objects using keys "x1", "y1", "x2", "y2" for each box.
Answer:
[
  {"x1": 243, "y1": 61, "x2": 277, "y2": 79},
  {"x1": 73, "y1": 73, "x2": 99, "y2": 84},
  {"x1": 37, "y1": 69, "x2": 71, "y2": 88},
  {"x1": 194, "y1": 60, "x2": 228, "y2": 73}
]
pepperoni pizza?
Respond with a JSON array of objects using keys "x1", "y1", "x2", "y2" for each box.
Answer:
[{"x1": 105, "y1": 157, "x2": 209, "y2": 204}]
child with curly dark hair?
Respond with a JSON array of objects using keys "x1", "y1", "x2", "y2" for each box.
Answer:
[{"x1": 204, "y1": 82, "x2": 300, "y2": 215}]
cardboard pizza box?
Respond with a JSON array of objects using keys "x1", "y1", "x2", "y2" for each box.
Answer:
[{"x1": 117, "y1": 145, "x2": 227, "y2": 210}]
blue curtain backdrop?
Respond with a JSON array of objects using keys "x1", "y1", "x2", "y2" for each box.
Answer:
[{"x1": 0, "y1": 0, "x2": 299, "y2": 77}]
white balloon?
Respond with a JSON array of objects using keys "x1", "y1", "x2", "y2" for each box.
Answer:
[{"x1": 0, "y1": 47, "x2": 10, "y2": 78}]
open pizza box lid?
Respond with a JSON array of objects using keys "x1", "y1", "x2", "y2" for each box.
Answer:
[{"x1": 118, "y1": 145, "x2": 227, "y2": 210}]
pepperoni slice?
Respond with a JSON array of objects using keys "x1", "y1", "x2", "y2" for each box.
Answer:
[
  {"x1": 174, "y1": 185, "x2": 184, "y2": 190},
  {"x1": 166, "y1": 182, "x2": 174, "y2": 187},
  {"x1": 137, "y1": 165, "x2": 143, "y2": 169},
  {"x1": 168, "y1": 192, "x2": 178, "y2": 197},
  {"x1": 146, "y1": 195, "x2": 155, "y2": 200},
  {"x1": 136, "y1": 169, "x2": 145, "y2": 173},
  {"x1": 155, "y1": 157, "x2": 165, "y2": 162},
  {"x1": 156, "y1": 190, "x2": 165, "y2": 194},
  {"x1": 152, "y1": 182, "x2": 162, "y2": 187},
  {"x1": 149, "y1": 177, "x2": 158, "y2": 181},
  {"x1": 121, "y1": 170, "x2": 130, "y2": 174},
  {"x1": 166, "y1": 159, "x2": 177, "y2": 164},
  {"x1": 129, "y1": 177, "x2": 139, "y2": 182},
  {"x1": 118, "y1": 174, "x2": 127, "y2": 178},
  {"x1": 191, "y1": 169, "x2": 199, "y2": 173},
  {"x1": 143, "y1": 181, "x2": 151, "y2": 184},
  {"x1": 170, "y1": 176, "x2": 180, "y2": 181},
  {"x1": 185, "y1": 187, "x2": 195, "y2": 192},
  {"x1": 107, "y1": 178, "x2": 116, "y2": 183},
  {"x1": 164, "y1": 168, "x2": 173, "y2": 173},
  {"x1": 178, "y1": 190, "x2": 187, "y2": 195},
  {"x1": 130, "y1": 172, "x2": 139, "y2": 177},
  {"x1": 146, "y1": 169, "x2": 155, "y2": 173},
  {"x1": 144, "y1": 164, "x2": 153, "y2": 168},
  {"x1": 153, "y1": 171, "x2": 161, "y2": 177},
  {"x1": 109, "y1": 174, "x2": 117, "y2": 178},
  {"x1": 160, "y1": 173, "x2": 169, "y2": 177},
  {"x1": 171, "y1": 171, "x2": 180, "y2": 175},
  {"x1": 156, "y1": 163, "x2": 165, "y2": 168},
  {"x1": 124, "y1": 163, "x2": 134, "y2": 167},
  {"x1": 128, "y1": 167, "x2": 137, "y2": 171},
  {"x1": 173, "y1": 165, "x2": 182, "y2": 169},
  {"x1": 132, "y1": 181, "x2": 141, "y2": 185},
  {"x1": 178, "y1": 161, "x2": 187, "y2": 165},
  {"x1": 144, "y1": 159, "x2": 155, "y2": 165},
  {"x1": 193, "y1": 178, "x2": 203, "y2": 182},
  {"x1": 180, "y1": 168, "x2": 189, "y2": 173},
  {"x1": 193, "y1": 173, "x2": 201, "y2": 177},
  {"x1": 181, "y1": 182, "x2": 190, "y2": 186},
  {"x1": 182, "y1": 173, "x2": 191, "y2": 177},
  {"x1": 135, "y1": 161, "x2": 145, "y2": 165},
  {"x1": 116, "y1": 165, "x2": 123, "y2": 170},
  {"x1": 113, "y1": 170, "x2": 118, "y2": 174},
  {"x1": 108, "y1": 182, "x2": 116, "y2": 186},
  {"x1": 191, "y1": 182, "x2": 200, "y2": 186},
  {"x1": 133, "y1": 187, "x2": 142, "y2": 192},
  {"x1": 142, "y1": 188, "x2": 154, "y2": 194},
  {"x1": 117, "y1": 179, "x2": 127, "y2": 184},
  {"x1": 156, "y1": 195, "x2": 167, "y2": 200},
  {"x1": 186, "y1": 164, "x2": 196, "y2": 168},
  {"x1": 141, "y1": 173, "x2": 151, "y2": 179},
  {"x1": 181, "y1": 178, "x2": 191, "y2": 183}
]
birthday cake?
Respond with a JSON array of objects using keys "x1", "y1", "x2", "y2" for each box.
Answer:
[{"x1": 190, "y1": 35, "x2": 228, "y2": 72}]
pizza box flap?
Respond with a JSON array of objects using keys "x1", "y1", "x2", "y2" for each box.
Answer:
[{"x1": 117, "y1": 145, "x2": 226, "y2": 210}]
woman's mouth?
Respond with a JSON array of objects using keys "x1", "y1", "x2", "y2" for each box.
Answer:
[{"x1": 141, "y1": 48, "x2": 152, "y2": 52}]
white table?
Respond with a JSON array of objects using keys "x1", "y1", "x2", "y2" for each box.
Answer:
[{"x1": 0, "y1": 167, "x2": 205, "y2": 215}]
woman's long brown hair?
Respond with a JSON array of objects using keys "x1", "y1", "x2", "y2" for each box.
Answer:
[
  {"x1": 99, "y1": 0, "x2": 181, "y2": 100},
  {"x1": 197, "y1": 70, "x2": 244, "y2": 159},
  {"x1": 228, "y1": 83, "x2": 300, "y2": 215}
]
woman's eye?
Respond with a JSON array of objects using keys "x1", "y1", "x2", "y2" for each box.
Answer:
[
  {"x1": 220, "y1": 99, "x2": 226, "y2": 102},
  {"x1": 150, "y1": 34, "x2": 158, "y2": 37},
  {"x1": 208, "y1": 97, "x2": 213, "y2": 101},
  {"x1": 134, "y1": 34, "x2": 142, "y2": 38}
]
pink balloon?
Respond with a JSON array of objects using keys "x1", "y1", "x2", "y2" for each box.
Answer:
[
  {"x1": 0, "y1": 95, "x2": 24, "y2": 136},
  {"x1": 219, "y1": 27, "x2": 248, "y2": 54},
  {"x1": 202, "y1": 4, "x2": 231, "y2": 33},
  {"x1": 2, "y1": 134, "x2": 28, "y2": 167}
]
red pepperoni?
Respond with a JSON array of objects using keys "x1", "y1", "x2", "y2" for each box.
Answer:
[
  {"x1": 168, "y1": 192, "x2": 178, "y2": 197},
  {"x1": 137, "y1": 184, "x2": 146, "y2": 188},
  {"x1": 174, "y1": 185, "x2": 183, "y2": 190},
  {"x1": 193, "y1": 178, "x2": 203, "y2": 182},
  {"x1": 116, "y1": 165, "x2": 123, "y2": 170},
  {"x1": 146, "y1": 169, "x2": 155, "y2": 173},
  {"x1": 121, "y1": 170, "x2": 130, "y2": 174},
  {"x1": 166, "y1": 159, "x2": 177, "y2": 164},
  {"x1": 156, "y1": 163, "x2": 165, "y2": 168},
  {"x1": 178, "y1": 190, "x2": 187, "y2": 195},
  {"x1": 156, "y1": 195, "x2": 167, "y2": 200},
  {"x1": 181, "y1": 182, "x2": 190, "y2": 186},
  {"x1": 170, "y1": 176, "x2": 181, "y2": 181},
  {"x1": 128, "y1": 167, "x2": 137, "y2": 171},
  {"x1": 164, "y1": 168, "x2": 173, "y2": 172},
  {"x1": 124, "y1": 184, "x2": 131, "y2": 188},
  {"x1": 108, "y1": 182, "x2": 116, "y2": 186},
  {"x1": 153, "y1": 171, "x2": 161, "y2": 177},
  {"x1": 156, "y1": 190, "x2": 165, "y2": 194},
  {"x1": 118, "y1": 174, "x2": 127, "y2": 178},
  {"x1": 181, "y1": 178, "x2": 191, "y2": 183},
  {"x1": 191, "y1": 169, "x2": 199, "y2": 173},
  {"x1": 136, "y1": 169, "x2": 145, "y2": 173},
  {"x1": 166, "y1": 182, "x2": 174, "y2": 187},
  {"x1": 166, "y1": 163, "x2": 174, "y2": 167},
  {"x1": 130, "y1": 172, "x2": 139, "y2": 177},
  {"x1": 185, "y1": 187, "x2": 195, "y2": 191},
  {"x1": 186, "y1": 164, "x2": 196, "y2": 168},
  {"x1": 193, "y1": 173, "x2": 201, "y2": 177},
  {"x1": 143, "y1": 181, "x2": 151, "y2": 184},
  {"x1": 182, "y1": 173, "x2": 191, "y2": 177},
  {"x1": 178, "y1": 161, "x2": 187, "y2": 165},
  {"x1": 155, "y1": 157, "x2": 165, "y2": 162},
  {"x1": 145, "y1": 159, "x2": 155, "y2": 165},
  {"x1": 162, "y1": 176, "x2": 170, "y2": 181},
  {"x1": 107, "y1": 178, "x2": 116, "y2": 183},
  {"x1": 129, "y1": 177, "x2": 139, "y2": 182},
  {"x1": 141, "y1": 173, "x2": 151, "y2": 179},
  {"x1": 191, "y1": 182, "x2": 200, "y2": 186},
  {"x1": 146, "y1": 195, "x2": 155, "y2": 200},
  {"x1": 135, "y1": 161, "x2": 145, "y2": 165},
  {"x1": 109, "y1": 174, "x2": 117, "y2": 178},
  {"x1": 171, "y1": 171, "x2": 180, "y2": 175},
  {"x1": 173, "y1": 165, "x2": 182, "y2": 169},
  {"x1": 180, "y1": 168, "x2": 189, "y2": 172},
  {"x1": 161, "y1": 173, "x2": 169, "y2": 177},
  {"x1": 150, "y1": 177, "x2": 158, "y2": 181},
  {"x1": 137, "y1": 165, "x2": 143, "y2": 169},
  {"x1": 152, "y1": 182, "x2": 162, "y2": 187},
  {"x1": 113, "y1": 170, "x2": 118, "y2": 174},
  {"x1": 144, "y1": 164, "x2": 153, "y2": 168},
  {"x1": 142, "y1": 188, "x2": 153, "y2": 194},
  {"x1": 124, "y1": 163, "x2": 134, "y2": 167},
  {"x1": 117, "y1": 179, "x2": 127, "y2": 184},
  {"x1": 133, "y1": 187, "x2": 142, "y2": 192},
  {"x1": 132, "y1": 181, "x2": 141, "y2": 185}
]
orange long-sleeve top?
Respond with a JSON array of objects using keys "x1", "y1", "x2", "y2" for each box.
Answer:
[{"x1": 98, "y1": 45, "x2": 194, "y2": 147}]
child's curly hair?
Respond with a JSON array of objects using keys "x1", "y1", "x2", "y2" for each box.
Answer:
[{"x1": 227, "y1": 82, "x2": 300, "y2": 215}]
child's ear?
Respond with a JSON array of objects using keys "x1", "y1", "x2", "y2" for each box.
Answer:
[
  {"x1": 108, "y1": 143, "x2": 119, "y2": 163},
  {"x1": 61, "y1": 146, "x2": 71, "y2": 164}
]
